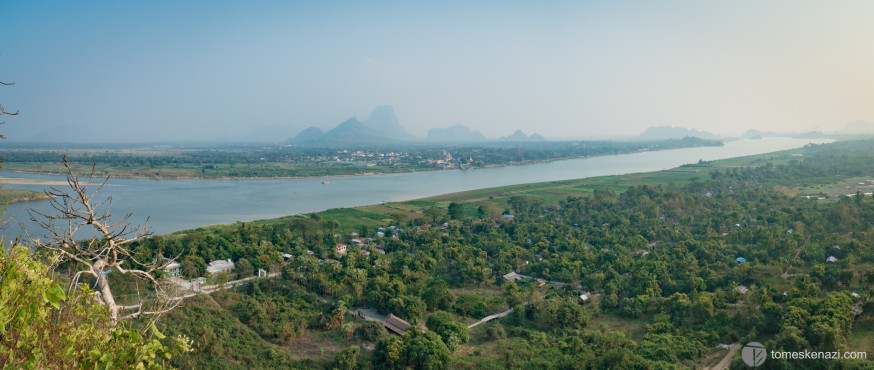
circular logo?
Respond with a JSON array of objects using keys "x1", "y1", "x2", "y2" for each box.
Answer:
[{"x1": 742, "y1": 342, "x2": 767, "y2": 367}]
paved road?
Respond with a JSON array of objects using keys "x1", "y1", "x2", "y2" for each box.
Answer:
[
  {"x1": 467, "y1": 302, "x2": 528, "y2": 329},
  {"x1": 167, "y1": 272, "x2": 281, "y2": 300},
  {"x1": 707, "y1": 343, "x2": 740, "y2": 370}
]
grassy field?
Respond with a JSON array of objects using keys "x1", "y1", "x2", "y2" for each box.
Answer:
[{"x1": 0, "y1": 188, "x2": 51, "y2": 204}]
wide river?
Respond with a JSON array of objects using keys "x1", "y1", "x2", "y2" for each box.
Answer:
[{"x1": 0, "y1": 137, "x2": 829, "y2": 240}]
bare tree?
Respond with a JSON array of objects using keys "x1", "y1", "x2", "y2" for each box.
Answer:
[
  {"x1": 27, "y1": 155, "x2": 181, "y2": 324},
  {"x1": 0, "y1": 80, "x2": 19, "y2": 139}
]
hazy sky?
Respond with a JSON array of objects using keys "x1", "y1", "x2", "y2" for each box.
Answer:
[{"x1": 1, "y1": 1, "x2": 873, "y2": 142}]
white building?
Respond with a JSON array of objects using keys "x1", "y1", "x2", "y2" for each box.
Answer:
[{"x1": 206, "y1": 259, "x2": 235, "y2": 276}]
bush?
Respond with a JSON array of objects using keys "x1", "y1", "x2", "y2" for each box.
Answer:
[{"x1": 356, "y1": 320, "x2": 388, "y2": 341}]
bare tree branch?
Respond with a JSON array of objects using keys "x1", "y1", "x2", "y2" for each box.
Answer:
[{"x1": 28, "y1": 155, "x2": 180, "y2": 324}]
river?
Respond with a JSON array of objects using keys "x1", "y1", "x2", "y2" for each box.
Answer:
[{"x1": 0, "y1": 137, "x2": 829, "y2": 241}]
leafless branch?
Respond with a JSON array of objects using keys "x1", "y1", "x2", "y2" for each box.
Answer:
[{"x1": 27, "y1": 155, "x2": 180, "y2": 324}]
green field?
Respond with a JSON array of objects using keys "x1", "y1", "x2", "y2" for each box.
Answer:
[{"x1": 0, "y1": 188, "x2": 50, "y2": 204}]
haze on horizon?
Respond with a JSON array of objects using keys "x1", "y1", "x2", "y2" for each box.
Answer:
[{"x1": 1, "y1": 1, "x2": 873, "y2": 143}]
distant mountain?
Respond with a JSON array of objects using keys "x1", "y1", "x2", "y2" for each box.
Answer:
[
  {"x1": 638, "y1": 126, "x2": 720, "y2": 140},
  {"x1": 323, "y1": 117, "x2": 383, "y2": 143},
  {"x1": 741, "y1": 129, "x2": 780, "y2": 138},
  {"x1": 287, "y1": 117, "x2": 399, "y2": 146},
  {"x1": 501, "y1": 130, "x2": 530, "y2": 141},
  {"x1": 425, "y1": 124, "x2": 486, "y2": 142},
  {"x1": 497, "y1": 130, "x2": 546, "y2": 142},
  {"x1": 362, "y1": 105, "x2": 414, "y2": 140},
  {"x1": 292, "y1": 127, "x2": 326, "y2": 142},
  {"x1": 836, "y1": 120, "x2": 874, "y2": 134}
]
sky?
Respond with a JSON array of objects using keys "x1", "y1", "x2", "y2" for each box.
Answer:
[{"x1": 1, "y1": 1, "x2": 873, "y2": 142}]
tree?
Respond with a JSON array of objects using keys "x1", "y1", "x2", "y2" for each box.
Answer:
[
  {"x1": 26, "y1": 156, "x2": 181, "y2": 324},
  {"x1": 332, "y1": 346, "x2": 361, "y2": 370},
  {"x1": 403, "y1": 330, "x2": 451, "y2": 370},
  {"x1": 423, "y1": 207, "x2": 446, "y2": 224},
  {"x1": 0, "y1": 80, "x2": 19, "y2": 140},
  {"x1": 355, "y1": 320, "x2": 388, "y2": 341},
  {"x1": 0, "y1": 243, "x2": 192, "y2": 368},
  {"x1": 375, "y1": 336, "x2": 405, "y2": 369},
  {"x1": 423, "y1": 281, "x2": 455, "y2": 311},
  {"x1": 236, "y1": 258, "x2": 255, "y2": 278},
  {"x1": 447, "y1": 202, "x2": 464, "y2": 220},
  {"x1": 425, "y1": 311, "x2": 469, "y2": 351},
  {"x1": 390, "y1": 213, "x2": 409, "y2": 226}
]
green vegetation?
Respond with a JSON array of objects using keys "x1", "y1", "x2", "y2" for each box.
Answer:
[
  {"x1": 12, "y1": 139, "x2": 874, "y2": 368},
  {"x1": 0, "y1": 243, "x2": 191, "y2": 368},
  {"x1": 115, "y1": 140, "x2": 874, "y2": 368},
  {"x1": 0, "y1": 137, "x2": 720, "y2": 179},
  {"x1": 0, "y1": 188, "x2": 50, "y2": 203}
]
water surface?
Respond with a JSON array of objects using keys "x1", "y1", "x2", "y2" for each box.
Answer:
[{"x1": 0, "y1": 137, "x2": 827, "y2": 240}]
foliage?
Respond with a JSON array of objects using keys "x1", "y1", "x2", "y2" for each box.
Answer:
[
  {"x1": 0, "y1": 243, "x2": 191, "y2": 368},
  {"x1": 85, "y1": 139, "x2": 874, "y2": 367},
  {"x1": 355, "y1": 320, "x2": 388, "y2": 341},
  {"x1": 425, "y1": 311, "x2": 469, "y2": 351},
  {"x1": 331, "y1": 346, "x2": 361, "y2": 370}
]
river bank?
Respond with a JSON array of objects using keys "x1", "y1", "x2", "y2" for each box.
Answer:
[
  {"x1": 0, "y1": 188, "x2": 52, "y2": 204},
  {"x1": 0, "y1": 137, "x2": 831, "y2": 240},
  {"x1": 0, "y1": 139, "x2": 723, "y2": 180}
]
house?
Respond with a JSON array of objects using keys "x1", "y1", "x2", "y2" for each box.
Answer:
[
  {"x1": 579, "y1": 293, "x2": 592, "y2": 303},
  {"x1": 306, "y1": 250, "x2": 315, "y2": 256},
  {"x1": 734, "y1": 257, "x2": 748, "y2": 263},
  {"x1": 206, "y1": 259, "x2": 235, "y2": 276},
  {"x1": 384, "y1": 314, "x2": 412, "y2": 336},
  {"x1": 734, "y1": 285, "x2": 749, "y2": 295},
  {"x1": 502, "y1": 214, "x2": 514, "y2": 219},
  {"x1": 827, "y1": 256, "x2": 838, "y2": 263},
  {"x1": 360, "y1": 249, "x2": 371, "y2": 256},
  {"x1": 502, "y1": 272, "x2": 523, "y2": 282},
  {"x1": 282, "y1": 253, "x2": 294, "y2": 260},
  {"x1": 351, "y1": 239, "x2": 362, "y2": 246},
  {"x1": 517, "y1": 260, "x2": 529, "y2": 267},
  {"x1": 164, "y1": 262, "x2": 182, "y2": 278},
  {"x1": 336, "y1": 244, "x2": 347, "y2": 255},
  {"x1": 536, "y1": 278, "x2": 547, "y2": 287}
]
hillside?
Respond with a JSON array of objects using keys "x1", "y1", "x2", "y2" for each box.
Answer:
[{"x1": 139, "y1": 139, "x2": 874, "y2": 368}]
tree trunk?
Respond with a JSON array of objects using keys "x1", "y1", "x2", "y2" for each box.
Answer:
[{"x1": 92, "y1": 260, "x2": 120, "y2": 323}]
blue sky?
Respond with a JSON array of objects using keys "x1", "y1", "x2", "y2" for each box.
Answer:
[{"x1": 1, "y1": 1, "x2": 873, "y2": 142}]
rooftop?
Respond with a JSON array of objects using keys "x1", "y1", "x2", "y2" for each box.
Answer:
[{"x1": 384, "y1": 314, "x2": 411, "y2": 336}]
